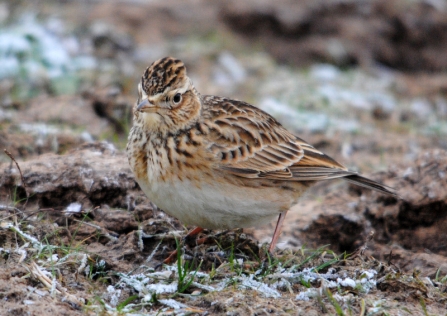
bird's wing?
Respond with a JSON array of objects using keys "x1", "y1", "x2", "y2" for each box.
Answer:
[{"x1": 202, "y1": 96, "x2": 350, "y2": 181}]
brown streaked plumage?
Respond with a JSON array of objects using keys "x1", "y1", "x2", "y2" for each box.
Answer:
[{"x1": 127, "y1": 57, "x2": 398, "y2": 253}]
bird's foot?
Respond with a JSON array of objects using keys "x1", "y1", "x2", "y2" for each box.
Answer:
[{"x1": 163, "y1": 227, "x2": 205, "y2": 264}]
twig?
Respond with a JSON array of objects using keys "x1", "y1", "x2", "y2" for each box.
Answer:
[
  {"x1": 349, "y1": 230, "x2": 375, "y2": 259},
  {"x1": 4, "y1": 149, "x2": 29, "y2": 210},
  {"x1": 28, "y1": 261, "x2": 84, "y2": 307},
  {"x1": 0, "y1": 205, "x2": 23, "y2": 223},
  {"x1": 71, "y1": 218, "x2": 118, "y2": 241},
  {"x1": 387, "y1": 250, "x2": 401, "y2": 272},
  {"x1": 0, "y1": 205, "x2": 22, "y2": 213},
  {"x1": 140, "y1": 230, "x2": 185, "y2": 240}
]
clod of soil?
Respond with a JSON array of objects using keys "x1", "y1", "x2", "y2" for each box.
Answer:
[
  {"x1": 0, "y1": 142, "x2": 144, "y2": 211},
  {"x1": 299, "y1": 149, "x2": 447, "y2": 277},
  {"x1": 221, "y1": 0, "x2": 447, "y2": 71}
]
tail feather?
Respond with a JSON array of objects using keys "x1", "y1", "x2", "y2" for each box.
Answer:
[{"x1": 344, "y1": 174, "x2": 399, "y2": 197}]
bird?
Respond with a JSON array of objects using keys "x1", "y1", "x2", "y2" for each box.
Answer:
[{"x1": 126, "y1": 56, "x2": 398, "y2": 256}]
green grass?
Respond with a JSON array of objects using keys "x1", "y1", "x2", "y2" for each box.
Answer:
[
  {"x1": 175, "y1": 238, "x2": 203, "y2": 294},
  {"x1": 325, "y1": 288, "x2": 345, "y2": 316}
]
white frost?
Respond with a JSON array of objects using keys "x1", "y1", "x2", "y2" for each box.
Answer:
[
  {"x1": 337, "y1": 277, "x2": 356, "y2": 288},
  {"x1": 159, "y1": 299, "x2": 188, "y2": 309},
  {"x1": 65, "y1": 202, "x2": 82, "y2": 213},
  {"x1": 239, "y1": 275, "x2": 281, "y2": 298},
  {"x1": 296, "y1": 288, "x2": 319, "y2": 301},
  {"x1": 146, "y1": 282, "x2": 177, "y2": 294},
  {"x1": 106, "y1": 285, "x2": 121, "y2": 307}
]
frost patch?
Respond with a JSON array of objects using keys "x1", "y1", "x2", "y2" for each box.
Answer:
[
  {"x1": 158, "y1": 299, "x2": 188, "y2": 309},
  {"x1": 239, "y1": 275, "x2": 281, "y2": 298},
  {"x1": 105, "y1": 285, "x2": 121, "y2": 307},
  {"x1": 296, "y1": 288, "x2": 320, "y2": 301},
  {"x1": 337, "y1": 277, "x2": 356, "y2": 288},
  {"x1": 65, "y1": 202, "x2": 82, "y2": 214},
  {"x1": 146, "y1": 282, "x2": 177, "y2": 294}
]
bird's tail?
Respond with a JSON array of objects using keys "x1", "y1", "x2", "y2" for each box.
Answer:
[{"x1": 344, "y1": 174, "x2": 399, "y2": 198}]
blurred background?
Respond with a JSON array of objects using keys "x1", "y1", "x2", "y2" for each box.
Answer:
[{"x1": 1, "y1": 0, "x2": 447, "y2": 172}]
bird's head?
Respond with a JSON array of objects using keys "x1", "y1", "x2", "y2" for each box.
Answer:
[{"x1": 135, "y1": 57, "x2": 201, "y2": 133}]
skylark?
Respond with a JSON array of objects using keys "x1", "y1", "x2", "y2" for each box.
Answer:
[{"x1": 127, "y1": 57, "x2": 397, "y2": 254}]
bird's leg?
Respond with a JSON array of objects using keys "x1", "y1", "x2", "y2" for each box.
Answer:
[
  {"x1": 268, "y1": 211, "x2": 288, "y2": 254},
  {"x1": 163, "y1": 227, "x2": 204, "y2": 264},
  {"x1": 183, "y1": 226, "x2": 205, "y2": 244}
]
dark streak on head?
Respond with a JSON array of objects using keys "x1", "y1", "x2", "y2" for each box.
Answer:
[{"x1": 142, "y1": 57, "x2": 187, "y2": 96}]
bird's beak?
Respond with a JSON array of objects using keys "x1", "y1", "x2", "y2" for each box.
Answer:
[{"x1": 137, "y1": 99, "x2": 158, "y2": 113}]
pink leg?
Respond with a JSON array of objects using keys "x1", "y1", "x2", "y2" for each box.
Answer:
[
  {"x1": 186, "y1": 226, "x2": 204, "y2": 237},
  {"x1": 268, "y1": 211, "x2": 289, "y2": 253}
]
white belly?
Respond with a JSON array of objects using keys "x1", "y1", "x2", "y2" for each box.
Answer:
[{"x1": 136, "y1": 178, "x2": 284, "y2": 229}]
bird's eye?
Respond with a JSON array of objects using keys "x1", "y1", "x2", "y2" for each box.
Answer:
[{"x1": 173, "y1": 93, "x2": 182, "y2": 104}]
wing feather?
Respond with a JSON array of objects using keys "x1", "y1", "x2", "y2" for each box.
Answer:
[
  {"x1": 201, "y1": 95, "x2": 398, "y2": 197},
  {"x1": 203, "y1": 96, "x2": 348, "y2": 180},
  {"x1": 203, "y1": 97, "x2": 305, "y2": 177}
]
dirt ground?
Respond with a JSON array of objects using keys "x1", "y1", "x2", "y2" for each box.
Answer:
[{"x1": 1, "y1": 0, "x2": 447, "y2": 315}]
